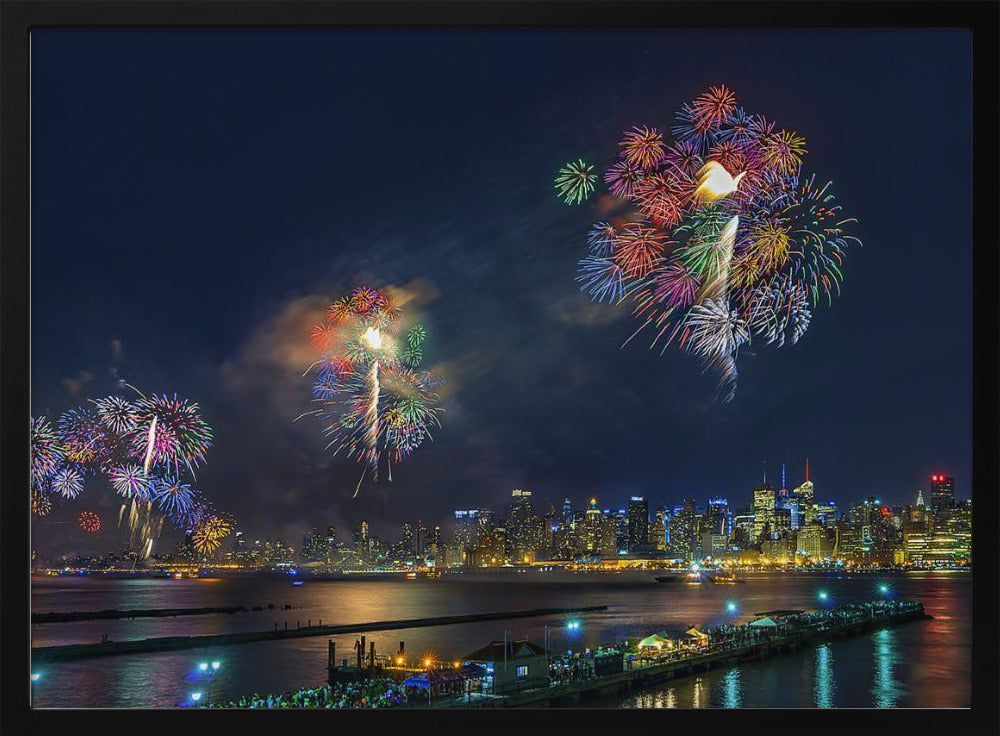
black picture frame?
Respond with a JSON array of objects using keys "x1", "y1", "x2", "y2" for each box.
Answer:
[{"x1": 2, "y1": 2, "x2": 997, "y2": 735}]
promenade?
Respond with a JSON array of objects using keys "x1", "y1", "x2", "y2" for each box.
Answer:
[{"x1": 427, "y1": 599, "x2": 930, "y2": 708}]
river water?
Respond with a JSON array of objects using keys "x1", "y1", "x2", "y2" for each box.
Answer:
[{"x1": 29, "y1": 570, "x2": 970, "y2": 708}]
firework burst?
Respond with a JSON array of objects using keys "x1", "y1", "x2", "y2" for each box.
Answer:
[
  {"x1": 130, "y1": 394, "x2": 213, "y2": 475},
  {"x1": 31, "y1": 487, "x2": 53, "y2": 517},
  {"x1": 619, "y1": 126, "x2": 666, "y2": 170},
  {"x1": 52, "y1": 466, "x2": 85, "y2": 499},
  {"x1": 303, "y1": 286, "x2": 445, "y2": 494},
  {"x1": 192, "y1": 515, "x2": 232, "y2": 555},
  {"x1": 109, "y1": 464, "x2": 153, "y2": 502},
  {"x1": 614, "y1": 223, "x2": 667, "y2": 280},
  {"x1": 30, "y1": 417, "x2": 64, "y2": 483},
  {"x1": 79, "y1": 511, "x2": 102, "y2": 533},
  {"x1": 566, "y1": 86, "x2": 860, "y2": 400},
  {"x1": 586, "y1": 222, "x2": 617, "y2": 257},
  {"x1": 554, "y1": 160, "x2": 597, "y2": 205}
]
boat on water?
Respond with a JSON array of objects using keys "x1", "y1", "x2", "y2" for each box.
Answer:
[
  {"x1": 710, "y1": 571, "x2": 743, "y2": 584},
  {"x1": 655, "y1": 571, "x2": 743, "y2": 584},
  {"x1": 654, "y1": 574, "x2": 682, "y2": 583}
]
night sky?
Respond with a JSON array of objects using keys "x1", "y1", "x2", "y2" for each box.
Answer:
[{"x1": 31, "y1": 29, "x2": 971, "y2": 552}]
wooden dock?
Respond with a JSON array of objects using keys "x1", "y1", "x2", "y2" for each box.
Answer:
[{"x1": 31, "y1": 605, "x2": 608, "y2": 662}]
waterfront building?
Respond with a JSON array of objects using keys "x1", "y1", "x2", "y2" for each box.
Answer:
[
  {"x1": 761, "y1": 533, "x2": 796, "y2": 562},
  {"x1": 627, "y1": 496, "x2": 649, "y2": 554},
  {"x1": 462, "y1": 640, "x2": 549, "y2": 695},
  {"x1": 797, "y1": 522, "x2": 832, "y2": 560},
  {"x1": 697, "y1": 532, "x2": 728, "y2": 561},
  {"x1": 926, "y1": 500, "x2": 971, "y2": 565},
  {"x1": 930, "y1": 474, "x2": 956, "y2": 511}
]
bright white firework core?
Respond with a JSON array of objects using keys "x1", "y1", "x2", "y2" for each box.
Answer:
[{"x1": 362, "y1": 327, "x2": 382, "y2": 350}]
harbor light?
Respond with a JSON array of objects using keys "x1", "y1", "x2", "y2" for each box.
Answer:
[
  {"x1": 190, "y1": 692, "x2": 202, "y2": 702},
  {"x1": 198, "y1": 662, "x2": 208, "y2": 672},
  {"x1": 396, "y1": 656, "x2": 404, "y2": 665},
  {"x1": 211, "y1": 661, "x2": 221, "y2": 671},
  {"x1": 424, "y1": 658, "x2": 432, "y2": 668}
]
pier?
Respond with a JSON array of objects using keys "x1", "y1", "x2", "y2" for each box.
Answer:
[
  {"x1": 441, "y1": 600, "x2": 930, "y2": 708},
  {"x1": 30, "y1": 605, "x2": 608, "y2": 662}
]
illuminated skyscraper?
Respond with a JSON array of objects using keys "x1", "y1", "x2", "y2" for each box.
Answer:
[
  {"x1": 753, "y1": 484, "x2": 776, "y2": 543},
  {"x1": 930, "y1": 474, "x2": 955, "y2": 511}
]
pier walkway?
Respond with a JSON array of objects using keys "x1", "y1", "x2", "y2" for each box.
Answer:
[
  {"x1": 31, "y1": 605, "x2": 608, "y2": 662},
  {"x1": 423, "y1": 600, "x2": 930, "y2": 708}
]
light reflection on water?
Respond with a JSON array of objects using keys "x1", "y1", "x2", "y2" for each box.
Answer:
[
  {"x1": 723, "y1": 668, "x2": 741, "y2": 708},
  {"x1": 31, "y1": 571, "x2": 969, "y2": 708},
  {"x1": 872, "y1": 628, "x2": 901, "y2": 708},
  {"x1": 814, "y1": 643, "x2": 834, "y2": 707}
]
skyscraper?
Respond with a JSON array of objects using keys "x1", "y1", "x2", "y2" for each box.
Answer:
[
  {"x1": 668, "y1": 500, "x2": 697, "y2": 560},
  {"x1": 930, "y1": 474, "x2": 955, "y2": 511},
  {"x1": 753, "y1": 484, "x2": 776, "y2": 543},
  {"x1": 626, "y1": 496, "x2": 649, "y2": 553}
]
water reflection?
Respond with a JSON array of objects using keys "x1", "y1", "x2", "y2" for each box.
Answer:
[
  {"x1": 31, "y1": 571, "x2": 970, "y2": 708},
  {"x1": 692, "y1": 677, "x2": 705, "y2": 708},
  {"x1": 813, "y1": 644, "x2": 835, "y2": 707},
  {"x1": 723, "y1": 668, "x2": 741, "y2": 708},
  {"x1": 872, "y1": 628, "x2": 901, "y2": 708}
]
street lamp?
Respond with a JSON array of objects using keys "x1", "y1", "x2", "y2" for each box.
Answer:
[
  {"x1": 190, "y1": 691, "x2": 203, "y2": 704},
  {"x1": 878, "y1": 584, "x2": 889, "y2": 595},
  {"x1": 818, "y1": 590, "x2": 829, "y2": 602},
  {"x1": 198, "y1": 662, "x2": 209, "y2": 672},
  {"x1": 726, "y1": 601, "x2": 739, "y2": 614},
  {"x1": 211, "y1": 661, "x2": 221, "y2": 671}
]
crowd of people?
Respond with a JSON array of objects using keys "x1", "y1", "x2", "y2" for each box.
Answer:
[
  {"x1": 199, "y1": 600, "x2": 920, "y2": 707},
  {"x1": 201, "y1": 677, "x2": 409, "y2": 709}
]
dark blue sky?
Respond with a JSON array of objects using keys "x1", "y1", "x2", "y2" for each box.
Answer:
[{"x1": 30, "y1": 29, "x2": 971, "y2": 550}]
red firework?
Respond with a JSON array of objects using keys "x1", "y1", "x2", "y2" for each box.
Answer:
[
  {"x1": 310, "y1": 323, "x2": 338, "y2": 353},
  {"x1": 690, "y1": 85, "x2": 738, "y2": 131},
  {"x1": 613, "y1": 224, "x2": 667, "y2": 279},
  {"x1": 634, "y1": 173, "x2": 686, "y2": 228},
  {"x1": 707, "y1": 140, "x2": 748, "y2": 175},
  {"x1": 79, "y1": 511, "x2": 102, "y2": 533}
]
